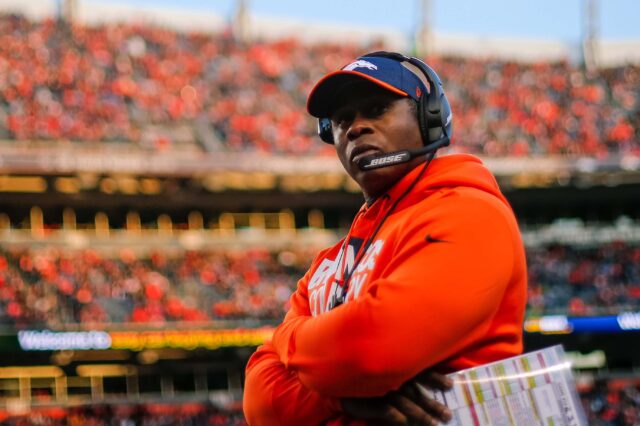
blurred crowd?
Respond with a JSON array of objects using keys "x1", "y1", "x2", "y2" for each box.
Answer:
[
  {"x1": 0, "y1": 241, "x2": 638, "y2": 328},
  {"x1": 0, "y1": 14, "x2": 638, "y2": 157},
  {"x1": 582, "y1": 379, "x2": 640, "y2": 425},
  {"x1": 0, "y1": 403, "x2": 247, "y2": 426},
  {"x1": 527, "y1": 242, "x2": 640, "y2": 316},
  {"x1": 0, "y1": 380, "x2": 639, "y2": 425},
  {"x1": 0, "y1": 245, "x2": 315, "y2": 328}
]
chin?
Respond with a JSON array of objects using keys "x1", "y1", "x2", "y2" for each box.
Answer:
[{"x1": 354, "y1": 167, "x2": 403, "y2": 198}]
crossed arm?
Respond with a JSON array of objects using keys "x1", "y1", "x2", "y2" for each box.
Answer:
[
  {"x1": 244, "y1": 275, "x2": 342, "y2": 426},
  {"x1": 244, "y1": 195, "x2": 519, "y2": 423},
  {"x1": 243, "y1": 342, "x2": 341, "y2": 426}
]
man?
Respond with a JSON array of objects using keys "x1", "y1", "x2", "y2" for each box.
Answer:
[{"x1": 243, "y1": 51, "x2": 527, "y2": 425}]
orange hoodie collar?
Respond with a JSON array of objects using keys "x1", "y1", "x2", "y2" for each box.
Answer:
[{"x1": 358, "y1": 154, "x2": 503, "y2": 218}]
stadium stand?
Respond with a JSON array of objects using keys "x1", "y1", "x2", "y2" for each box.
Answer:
[
  {"x1": 580, "y1": 378, "x2": 640, "y2": 425},
  {"x1": 0, "y1": 245, "x2": 314, "y2": 327},
  {"x1": 0, "y1": 13, "x2": 638, "y2": 157},
  {"x1": 0, "y1": 383, "x2": 639, "y2": 425},
  {"x1": 1, "y1": 378, "x2": 639, "y2": 425},
  {"x1": 0, "y1": 403, "x2": 248, "y2": 425},
  {"x1": 527, "y1": 241, "x2": 640, "y2": 316},
  {"x1": 0, "y1": 230, "x2": 638, "y2": 328}
]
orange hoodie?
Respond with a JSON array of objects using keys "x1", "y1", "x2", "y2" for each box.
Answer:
[{"x1": 244, "y1": 154, "x2": 527, "y2": 425}]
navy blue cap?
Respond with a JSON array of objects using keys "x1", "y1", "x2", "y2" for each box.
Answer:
[{"x1": 307, "y1": 55, "x2": 429, "y2": 118}]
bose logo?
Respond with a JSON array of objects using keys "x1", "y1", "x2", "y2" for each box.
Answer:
[{"x1": 368, "y1": 154, "x2": 406, "y2": 167}]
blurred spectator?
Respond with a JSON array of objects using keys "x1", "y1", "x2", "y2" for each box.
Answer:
[
  {"x1": 527, "y1": 242, "x2": 640, "y2": 316},
  {"x1": 0, "y1": 378, "x2": 638, "y2": 424},
  {"x1": 0, "y1": 245, "x2": 317, "y2": 326},
  {"x1": 0, "y1": 240, "x2": 638, "y2": 327},
  {"x1": 581, "y1": 378, "x2": 640, "y2": 425},
  {"x1": 0, "y1": 402, "x2": 248, "y2": 426},
  {"x1": 0, "y1": 14, "x2": 637, "y2": 157}
]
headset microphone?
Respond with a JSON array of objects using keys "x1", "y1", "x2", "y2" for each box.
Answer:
[{"x1": 357, "y1": 136, "x2": 450, "y2": 171}]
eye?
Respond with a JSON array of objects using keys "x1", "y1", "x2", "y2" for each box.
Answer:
[
  {"x1": 363, "y1": 100, "x2": 390, "y2": 118},
  {"x1": 331, "y1": 111, "x2": 354, "y2": 129}
]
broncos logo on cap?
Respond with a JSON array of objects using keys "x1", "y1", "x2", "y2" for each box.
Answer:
[{"x1": 342, "y1": 60, "x2": 378, "y2": 71}]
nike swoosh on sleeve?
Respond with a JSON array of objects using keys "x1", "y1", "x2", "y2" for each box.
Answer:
[{"x1": 425, "y1": 234, "x2": 450, "y2": 244}]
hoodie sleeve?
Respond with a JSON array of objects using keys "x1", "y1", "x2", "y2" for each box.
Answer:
[
  {"x1": 243, "y1": 342, "x2": 342, "y2": 426},
  {"x1": 271, "y1": 191, "x2": 525, "y2": 397},
  {"x1": 243, "y1": 265, "x2": 342, "y2": 425}
]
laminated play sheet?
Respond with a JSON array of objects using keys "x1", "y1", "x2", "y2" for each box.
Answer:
[{"x1": 421, "y1": 345, "x2": 587, "y2": 425}]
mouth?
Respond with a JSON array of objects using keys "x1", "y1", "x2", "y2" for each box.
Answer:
[{"x1": 350, "y1": 144, "x2": 381, "y2": 164}]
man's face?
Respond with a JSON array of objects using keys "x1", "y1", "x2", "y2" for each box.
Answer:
[{"x1": 329, "y1": 81, "x2": 424, "y2": 202}]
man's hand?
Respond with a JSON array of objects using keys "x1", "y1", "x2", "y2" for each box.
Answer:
[{"x1": 340, "y1": 371, "x2": 453, "y2": 425}]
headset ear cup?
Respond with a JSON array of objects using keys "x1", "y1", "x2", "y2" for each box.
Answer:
[
  {"x1": 439, "y1": 90, "x2": 453, "y2": 140},
  {"x1": 426, "y1": 110, "x2": 443, "y2": 143},
  {"x1": 425, "y1": 84, "x2": 444, "y2": 143},
  {"x1": 419, "y1": 95, "x2": 445, "y2": 145},
  {"x1": 318, "y1": 118, "x2": 334, "y2": 144},
  {"x1": 417, "y1": 96, "x2": 430, "y2": 146}
]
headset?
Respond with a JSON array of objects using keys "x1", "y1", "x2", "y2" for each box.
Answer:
[{"x1": 317, "y1": 51, "x2": 453, "y2": 152}]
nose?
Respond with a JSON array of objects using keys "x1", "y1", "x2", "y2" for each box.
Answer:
[{"x1": 346, "y1": 113, "x2": 374, "y2": 141}]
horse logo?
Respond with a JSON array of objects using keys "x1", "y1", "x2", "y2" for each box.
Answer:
[{"x1": 343, "y1": 60, "x2": 378, "y2": 71}]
